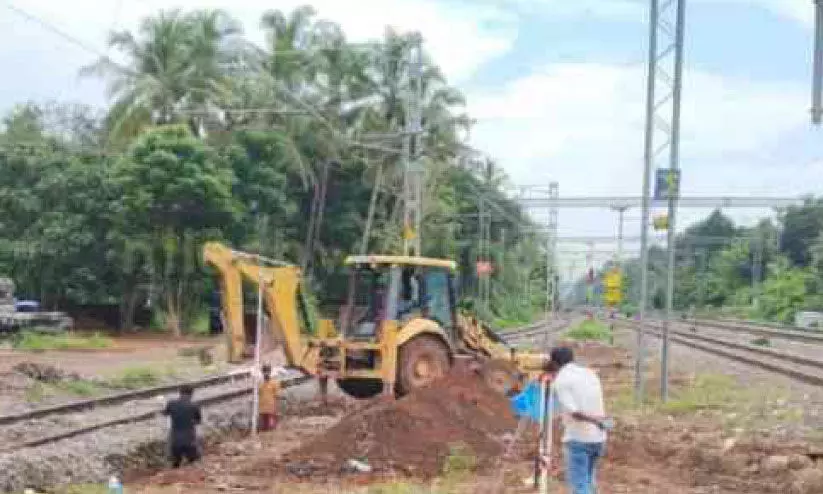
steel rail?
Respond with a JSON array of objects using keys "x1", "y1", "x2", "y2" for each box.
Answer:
[
  {"x1": 685, "y1": 318, "x2": 823, "y2": 345},
  {"x1": 0, "y1": 370, "x2": 253, "y2": 426},
  {"x1": 1, "y1": 374, "x2": 310, "y2": 453},
  {"x1": 500, "y1": 317, "x2": 571, "y2": 342},
  {"x1": 649, "y1": 322, "x2": 823, "y2": 370},
  {"x1": 624, "y1": 321, "x2": 823, "y2": 387}
]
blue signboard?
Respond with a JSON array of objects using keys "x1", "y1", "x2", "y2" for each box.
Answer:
[{"x1": 654, "y1": 168, "x2": 681, "y2": 200}]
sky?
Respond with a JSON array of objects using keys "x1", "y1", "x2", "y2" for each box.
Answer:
[{"x1": 1, "y1": 0, "x2": 821, "y2": 275}]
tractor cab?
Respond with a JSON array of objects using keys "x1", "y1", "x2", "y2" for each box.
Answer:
[{"x1": 340, "y1": 255, "x2": 459, "y2": 344}]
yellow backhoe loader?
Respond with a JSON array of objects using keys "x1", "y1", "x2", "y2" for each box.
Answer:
[{"x1": 203, "y1": 241, "x2": 545, "y2": 399}]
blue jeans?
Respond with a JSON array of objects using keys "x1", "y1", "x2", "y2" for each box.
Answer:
[{"x1": 565, "y1": 441, "x2": 605, "y2": 494}]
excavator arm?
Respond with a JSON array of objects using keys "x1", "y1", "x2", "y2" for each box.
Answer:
[
  {"x1": 203, "y1": 242, "x2": 315, "y2": 369},
  {"x1": 203, "y1": 243, "x2": 246, "y2": 363}
]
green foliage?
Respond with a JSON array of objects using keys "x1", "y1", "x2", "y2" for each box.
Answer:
[
  {"x1": 0, "y1": 6, "x2": 548, "y2": 336},
  {"x1": 53, "y1": 484, "x2": 110, "y2": 494},
  {"x1": 13, "y1": 332, "x2": 112, "y2": 351},
  {"x1": 752, "y1": 258, "x2": 814, "y2": 324},
  {"x1": 106, "y1": 366, "x2": 161, "y2": 389},
  {"x1": 58, "y1": 379, "x2": 103, "y2": 397},
  {"x1": 442, "y1": 442, "x2": 478, "y2": 475},
  {"x1": 750, "y1": 337, "x2": 771, "y2": 347},
  {"x1": 565, "y1": 319, "x2": 612, "y2": 342},
  {"x1": 660, "y1": 374, "x2": 739, "y2": 414}
]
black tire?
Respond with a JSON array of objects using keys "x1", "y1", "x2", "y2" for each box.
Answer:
[
  {"x1": 336, "y1": 377, "x2": 384, "y2": 399},
  {"x1": 396, "y1": 334, "x2": 451, "y2": 397}
]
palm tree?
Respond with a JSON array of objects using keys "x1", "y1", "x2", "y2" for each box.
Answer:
[{"x1": 82, "y1": 9, "x2": 242, "y2": 143}]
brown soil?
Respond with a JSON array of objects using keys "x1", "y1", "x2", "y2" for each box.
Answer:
[
  {"x1": 255, "y1": 367, "x2": 521, "y2": 480},
  {"x1": 130, "y1": 339, "x2": 823, "y2": 494}
]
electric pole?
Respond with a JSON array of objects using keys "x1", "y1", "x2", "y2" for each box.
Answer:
[
  {"x1": 403, "y1": 34, "x2": 424, "y2": 256},
  {"x1": 610, "y1": 205, "x2": 630, "y2": 269},
  {"x1": 813, "y1": 0, "x2": 823, "y2": 124},
  {"x1": 546, "y1": 182, "x2": 559, "y2": 320}
]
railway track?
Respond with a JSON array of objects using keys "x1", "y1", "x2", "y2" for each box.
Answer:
[
  {"x1": 686, "y1": 318, "x2": 823, "y2": 345},
  {"x1": 499, "y1": 316, "x2": 571, "y2": 344},
  {"x1": 1, "y1": 318, "x2": 569, "y2": 453},
  {"x1": 0, "y1": 369, "x2": 309, "y2": 453},
  {"x1": 626, "y1": 320, "x2": 823, "y2": 386}
]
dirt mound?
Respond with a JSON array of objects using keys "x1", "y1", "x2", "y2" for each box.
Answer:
[{"x1": 252, "y1": 368, "x2": 520, "y2": 480}]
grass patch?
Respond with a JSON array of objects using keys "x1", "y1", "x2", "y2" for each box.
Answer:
[
  {"x1": 750, "y1": 337, "x2": 771, "y2": 347},
  {"x1": 661, "y1": 374, "x2": 740, "y2": 414},
  {"x1": 13, "y1": 331, "x2": 112, "y2": 352},
  {"x1": 24, "y1": 382, "x2": 47, "y2": 403},
  {"x1": 106, "y1": 366, "x2": 162, "y2": 389},
  {"x1": 609, "y1": 370, "x2": 802, "y2": 433},
  {"x1": 363, "y1": 483, "x2": 431, "y2": 494},
  {"x1": 57, "y1": 379, "x2": 103, "y2": 397},
  {"x1": 565, "y1": 319, "x2": 612, "y2": 342},
  {"x1": 442, "y1": 442, "x2": 478, "y2": 475},
  {"x1": 494, "y1": 318, "x2": 533, "y2": 331},
  {"x1": 52, "y1": 484, "x2": 110, "y2": 494}
]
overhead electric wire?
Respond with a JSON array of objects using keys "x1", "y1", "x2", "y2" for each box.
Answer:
[{"x1": 3, "y1": 1, "x2": 116, "y2": 62}]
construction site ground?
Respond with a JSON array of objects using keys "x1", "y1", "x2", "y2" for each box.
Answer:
[
  {"x1": 121, "y1": 329, "x2": 823, "y2": 494},
  {"x1": 0, "y1": 334, "x2": 229, "y2": 414}
]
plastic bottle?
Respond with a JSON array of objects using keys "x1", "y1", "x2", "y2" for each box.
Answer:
[{"x1": 107, "y1": 475, "x2": 123, "y2": 494}]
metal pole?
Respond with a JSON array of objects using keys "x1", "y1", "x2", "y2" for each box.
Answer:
[
  {"x1": 752, "y1": 239, "x2": 762, "y2": 310},
  {"x1": 611, "y1": 205, "x2": 629, "y2": 268},
  {"x1": 479, "y1": 198, "x2": 486, "y2": 311},
  {"x1": 637, "y1": 0, "x2": 660, "y2": 403},
  {"x1": 402, "y1": 35, "x2": 423, "y2": 256},
  {"x1": 661, "y1": 0, "x2": 687, "y2": 403},
  {"x1": 500, "y1": 227, "x2": 506, "y2": 275},
  {"x1": 813, "y1": 0, "x2": 823, "y2": 125},
  {"x1": 549, "y1": 182, "x2": 559, "y2": 318},
  {"x1": 412, "y1": 35, "x2": 423, "y2": 256},
  {"x1": 251, "y1": 215, "x2": 265, "y2": 436}
]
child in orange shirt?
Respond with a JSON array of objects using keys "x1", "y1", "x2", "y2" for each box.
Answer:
[{"x1": 258, "y1": 364, "x2": 280, "y2": 431}]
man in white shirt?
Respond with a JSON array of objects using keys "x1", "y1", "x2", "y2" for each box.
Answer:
[{"x1": 549, "y1": 346, "x2": 609, "y2": 494}]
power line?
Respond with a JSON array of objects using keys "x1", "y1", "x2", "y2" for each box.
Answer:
[{"x1": 3, "y1": 1, "x2": 108, "y2": 58}]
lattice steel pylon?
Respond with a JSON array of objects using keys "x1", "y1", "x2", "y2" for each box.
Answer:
[
  {"x1": 402, "y1": 34, "x2": 424, "y2": 256},
  {"x1": 637, "y1": 0, "x2": 687, "y2": 403}
]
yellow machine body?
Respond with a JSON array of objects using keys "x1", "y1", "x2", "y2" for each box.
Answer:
[{"x1": 204, "y1": 241, "x2": 544, "y2": 398}]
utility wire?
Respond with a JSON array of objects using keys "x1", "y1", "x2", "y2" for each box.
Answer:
[{"x1": 3, "y1": 1, "x2": 108, "y2": 58}]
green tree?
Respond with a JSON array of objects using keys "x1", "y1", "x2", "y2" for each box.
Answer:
[
  {"x1": 114, "y1": 125, "x2": 235, "y2": 334},
  {"x1": 83, "y1": 10, "x2": 242, "y2": 143}
]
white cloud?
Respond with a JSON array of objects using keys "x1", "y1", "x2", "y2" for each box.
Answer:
[
  {"x1": 466, "y1": 61, "x2": 820, "y2": 254},
  {"x1": 0, "y1": 0, "x2": 518, "y2": 113},
  {"x1": 505, "y1": 0, "x2": 644, "y2": 21},
  {"x1": 694, "y1": 0, "x2": 812, "y2": 26},
  {"x1": 12, "y1": 0, "x2": 517, "y2": 81}
]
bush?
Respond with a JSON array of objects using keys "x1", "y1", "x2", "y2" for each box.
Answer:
[
  {"x1": 565, "y1": 320, "x2": 612, "y2": 342},
  {"x1": 661, "y1": 374, "x2": 739, "y2": 414},
  {"x1": 13, "y1": 332, "x2": 112, "y2": 351},
  {"x1": 59, "y1": 379, "x2": 102, "y2": 397},
  {"x1": 106, "y1": 366, "x2": 161, "y2": 389}
]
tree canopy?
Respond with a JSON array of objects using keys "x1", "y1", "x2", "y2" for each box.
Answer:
[{"x1": 0, "y1": 6, "x2": 546, "y2": 333}]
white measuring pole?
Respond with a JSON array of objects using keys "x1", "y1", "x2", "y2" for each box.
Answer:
[
  {"x1": 546, "y1": 384, "x2": 556, "y2": 491},
  {"x1": 250, "y1": 261, "x2": 263, "y2": 436},
  {"x1": 538, "y1": 375, "x2": 554, "y2": 493}
]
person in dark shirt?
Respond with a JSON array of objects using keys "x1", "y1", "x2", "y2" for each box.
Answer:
[{"x1": 162, "y1": 385, "x2": 202, "y2": 468}]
